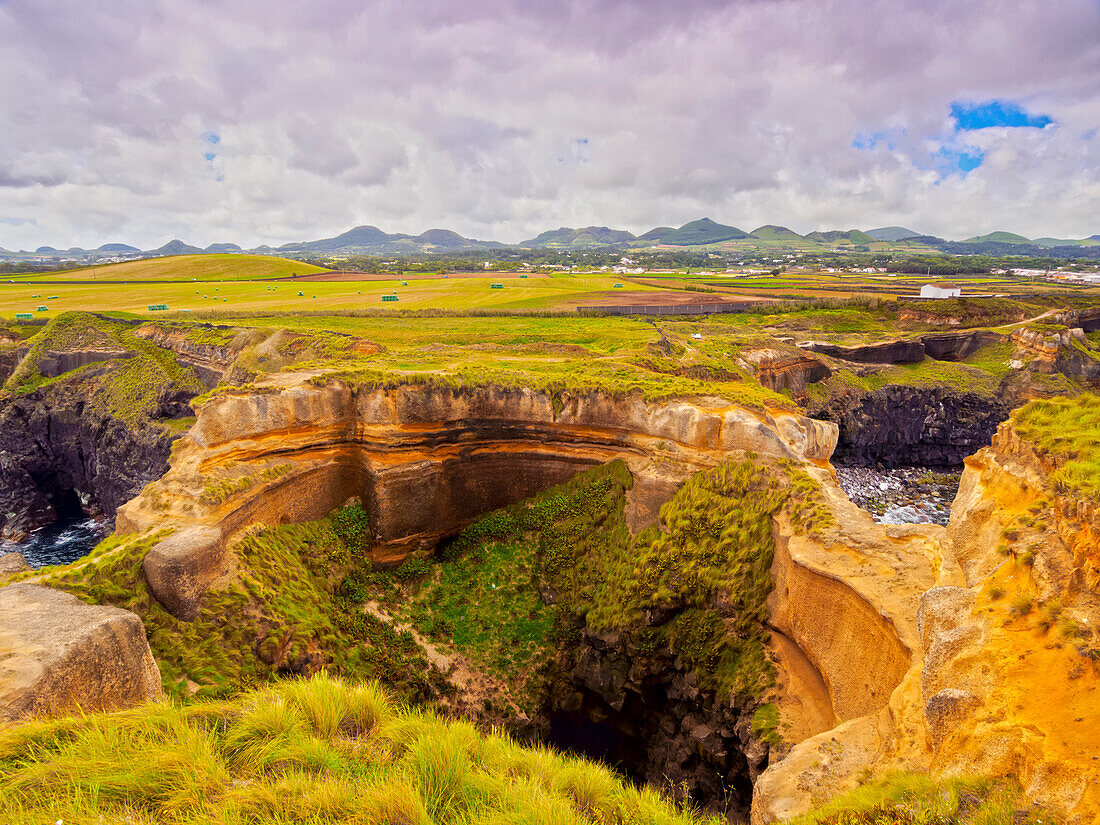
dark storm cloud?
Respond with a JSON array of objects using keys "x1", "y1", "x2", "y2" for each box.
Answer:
[{"x1": 0, "y1": 0, "x2": 1098, "y2": 248}]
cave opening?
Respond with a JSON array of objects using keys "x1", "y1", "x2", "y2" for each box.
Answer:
[
  {"x1": 545, "y1": 710, "x2": 647, "y2": 785},
  {"x1": 539, "y1": 688, "x2": 757, "y2": 818},
  {"x1": 50, "y1": 487, "x2": 87, "y2": 521}
]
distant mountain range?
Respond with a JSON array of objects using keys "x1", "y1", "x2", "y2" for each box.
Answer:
[{"x1": 5, "y1": 219, "x2": 1100, "y2": 262}]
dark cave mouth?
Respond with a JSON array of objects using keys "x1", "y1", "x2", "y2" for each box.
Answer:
[
  {"x1": 541, "y1": 703, "x2": 756, "y2": 817},
  {"x1": 545, "y1": 711, "x2": 647, "y2": 785}
]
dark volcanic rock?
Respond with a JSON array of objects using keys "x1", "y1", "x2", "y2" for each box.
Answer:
[
  {"x1": 38, "y1": 348, "x2": 136, "y2": 378},
  {"x1": 548, "y1": 627, "x2": 764, "y2": 818},
  {"x1": 808, "y1": 385, "x2": 1009, "y2": 467},
  {"x1": 0, "y1": 384, "x2": 186, "y2": 540},
  {"x1": 800, "y1": 339, "x2": 925, "y2": 364},
  {"x1": 921, "y1": 331, "x2": 1003, "y2": 361},
  {"x1": 0, "y1": 348, "x2": 25, "y2": 384}
]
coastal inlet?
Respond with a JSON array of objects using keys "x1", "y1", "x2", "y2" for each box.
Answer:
[
  {"x1": 1, "y1": 515, "x2": 111, "y2": 569},
  {"x1": 835, "y1": 464, "x2": 962, "y2": 526}
]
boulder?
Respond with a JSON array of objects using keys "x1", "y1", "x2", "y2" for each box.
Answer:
[
  {"x1": 0, "y1": 552, "x2": 29, "y2": 576},
  {"x1": 0, "y1": 583, "x2": 161, "y2": 722},
  {"x1": 142, "y1": 527, "x2": 226, "y2": 620}
]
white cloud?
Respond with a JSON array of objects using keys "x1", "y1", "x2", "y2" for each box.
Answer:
[{"x1": 0, "y1": 0, "x2": 1098, "y2": 249}]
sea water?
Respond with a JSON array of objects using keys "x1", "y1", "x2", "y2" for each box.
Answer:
[{"x1": 3, "y1": 515, "x2": 111, "y2": 569}]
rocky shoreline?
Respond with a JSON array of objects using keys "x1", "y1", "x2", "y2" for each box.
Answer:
[{"x1": 835, "y1": 463, "x2": 962, "y2": 526}]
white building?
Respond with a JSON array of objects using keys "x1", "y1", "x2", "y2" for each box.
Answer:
[{"x1": 919, "y1": 283, "x2": 962, "y2": 299}]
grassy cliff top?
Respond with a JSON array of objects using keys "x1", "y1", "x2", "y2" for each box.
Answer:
[
  {"x1": 0, "y1": 672, "x2": 714, "y2": 825},
  {"x1": 2, "y1": 312, "x2": 204, "y2": 425},
  {"x1": 1012, "y1": 393, "x2": 1100, "y2": 498}
]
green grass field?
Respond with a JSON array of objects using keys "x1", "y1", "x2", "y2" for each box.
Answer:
[
  {"x1": 20, "y1": 254, "x2": 328, "y2": 281},
  {"x1": 0, "y1": 272, "x2": 670, "y2": 316}
]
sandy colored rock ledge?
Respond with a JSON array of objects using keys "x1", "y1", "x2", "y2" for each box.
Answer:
[{"x1": 0, "y1": 582, "x2": 162, "y2": 723}]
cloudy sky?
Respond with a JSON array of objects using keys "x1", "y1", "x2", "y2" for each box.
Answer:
[{"x1": 1, "y1": 0, "x2": 1099, "y2": 250}]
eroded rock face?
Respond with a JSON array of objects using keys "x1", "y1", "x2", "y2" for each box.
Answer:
[
  {"x1": 1011, "y1": 327, "x2": 1100, "y2": 385},
  {"x1": 117, "y1": 379, "x2": 838, "y2": 618},
  {"x1": 133, "y1": 324, "x2": 240, "y2": 388},
  {"x1": 0, "y1": 383, "x2": 187, "y2": 540},
  {"x1": 750, "y1": 471, "x2": 948, "y2": 823},
  {"x1": 920, "y1": 424, "x2": 1100, "y2": 820},
  {"x1": 808, "y1": 385, "x2": 1009, "y2": 466},
  {"x1": 739, "y1": 348, "x2": 831, "y2": 398},
  {"x1": 0, "y1": 582, "x2": 162, "y2": 722},
  {"x1": 755, "y1": 416, "x2": 1100, "y2": 824}
]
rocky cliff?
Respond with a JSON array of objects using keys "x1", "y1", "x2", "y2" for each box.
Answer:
[
  {"x1": 0, "y1": 381, "x2": 186, "y2": 540},
  {"x1": 752, "y1": 403, "x2": 1100, "y2": 824},
  {"x1": 117, "y1": 376, "x2": 837, "y2": 618},
  {"x1": 808, "y1": 385, "x2": 1010, "y2": 467},
  {"x1": 0, "y1": 313, "x2": 209, "y2": 539},
  {"x1": 1010, "y1": 325, "x2": 1100, "y2": 384}
]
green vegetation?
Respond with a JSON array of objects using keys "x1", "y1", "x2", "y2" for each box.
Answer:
[
  {"x1": 363, "y1": 458, "x2": 831, "y2": 712},
  {"x1": 0, "y1": 672, "x2": 716, "y2": 825},
  {"x1": 653, "y1": 217, "x2": 747, "y2": 245},
  {"x1": 42, "y1": 253, "x2": 328, "y2": 281},
  {"x1": 1012, "y1": 394, "x2": 1100, "y2": 498},
  {"x1": 43, "y1": 505, "x2": 446, "y2": 703},
  {"x1": 2, "y1": 311, "x2": 204, "y2": 425},
  {"x1": 788, "y1": 771, "x2": 1057, "y2": 825}
]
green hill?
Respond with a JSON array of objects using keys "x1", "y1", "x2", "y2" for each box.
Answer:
[
  {"x1": 963, "y1": 231, "x2": 1033, "y2": 244},
  {"x1": 1032, "y1": 237, "x2": 1100, "y2": 248},
  {"x1": 804, "y1": 229, "x2": 875, "y2": 244},
  {"x1": 521, "y1": 226, "x2": 636, "y2": 247},
  {"x1": 867, "y1": 226, "x2": 921, "y2": 241},
  {"x1": 660, "y1": 217, "x2": 747, "y2": 245},
  {"x1": 415, "y1": 228, "x2": 472, "y2": 248},
  {"x1": 748, "y1": 225, "x2": 804, "y2": 241},
  {"x1": 44, "y1": 254, "x2": 328, "y2": 282},
  {"x1": 638, "y1": 226, "x2": 677, "y2": 242}
]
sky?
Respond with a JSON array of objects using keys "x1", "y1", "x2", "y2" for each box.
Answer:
[{"x1": 1, "y1": 0, "x2": 1099, "y2": 250}]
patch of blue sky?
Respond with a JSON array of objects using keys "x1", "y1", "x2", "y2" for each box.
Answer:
[
  {"x1": 915, "y1": 144, "x2": 985, "y2": 180},
  {"x1": 851, "y1": 127, "x2": 906, "y2": 152},
  {"x1": 204, "y1": 152, "x2": 216, "y2": 162},
  {"x1": 201, "y1": 132, "x2": 221, "y2": 145},
  {"x1": 950, "y1": 99, "x2": 1054, "y2": 130}
]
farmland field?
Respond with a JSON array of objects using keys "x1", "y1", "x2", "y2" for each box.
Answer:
[
  {"x1": 0, "y1": 272, "x2": 678, "y2": 316},
  {"x1": 19, "y1": 254, "x2": 328, "y2": 282}
]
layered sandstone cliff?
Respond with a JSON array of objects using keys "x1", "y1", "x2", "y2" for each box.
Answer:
[
  {"x1": 753, "y1": 412, "x2": 1100, "y2": 824},
  {"x1": 116, "y1": 375, "x2": 838, "y2": 618}
]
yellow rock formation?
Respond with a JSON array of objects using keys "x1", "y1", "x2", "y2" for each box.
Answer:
[{"x1": 754, "y1": 417, "x2": 1100, "y2": 823}]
